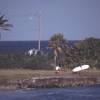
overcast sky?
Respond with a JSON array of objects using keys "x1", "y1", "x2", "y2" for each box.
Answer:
[{"x1": 0, "y1": 0, "x2": 100, "y2": 41}]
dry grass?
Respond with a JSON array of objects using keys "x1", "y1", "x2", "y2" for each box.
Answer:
[
  {"x1": 0, "y1": 68, "x2": 100, "y2": 80},
  {"x1": 0, "y1": 69, "x2": 56, "y2": 80}
]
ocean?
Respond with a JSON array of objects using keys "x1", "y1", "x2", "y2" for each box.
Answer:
[
  {"x1": 0, "y1": 40, "x2": 77, "y2": 53},
  {"x1": 0, "y1": 85, "x2": 100, "y2": 100},
  {"x1": 0, "y1": 41, "x2": 48, "y2": 53}
]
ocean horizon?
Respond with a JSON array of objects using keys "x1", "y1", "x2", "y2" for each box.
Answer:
[{"x1": 0, "y1": 40, "x2": 79, "y2": 53}]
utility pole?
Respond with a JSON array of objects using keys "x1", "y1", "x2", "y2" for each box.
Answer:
[
  {"x1": 38, "y1": 14, "x2": 41, "y2": 51},
  {"x1": 33, "y1": 12, "x2": 41, "y2": 51}
]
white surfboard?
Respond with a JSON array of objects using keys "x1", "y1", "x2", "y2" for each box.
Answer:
[
  {"x1": 72, "y1": 66, "x2": 82, "y2": 72},
  {"x1": 72, "y1": 64, "x2": 90, "y2": 72},
  {"x1": 81, "y1": 65, "x2": 90, "y2": 70}
]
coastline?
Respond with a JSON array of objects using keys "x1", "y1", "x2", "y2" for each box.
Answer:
[{"x1": 0, "y1": 70, "x2": 100, "y2": 90}]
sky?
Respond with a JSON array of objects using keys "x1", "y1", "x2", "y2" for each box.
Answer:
[{"x1": 0, "y1": 0, "x2": 100, "y2": 41}]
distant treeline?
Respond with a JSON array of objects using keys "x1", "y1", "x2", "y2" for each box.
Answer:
[{"x1": 0, "y1": 37, "x2": 100, "y2": 70}]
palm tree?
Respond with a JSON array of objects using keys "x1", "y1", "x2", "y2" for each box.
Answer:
[
  {"x1": 0, "y1": 14, "x2": 13, "y2": 40},
  {"x1": 49, "y1": 33, "x2": 83, "y2": 69},
  {"x1": 49, "y1": 33, "x2": 67, "y2": 68},
  {"x1": 0, "y1": 15, "x2": 13, "y2": 31}
]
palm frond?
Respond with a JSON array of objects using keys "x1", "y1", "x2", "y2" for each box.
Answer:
[{"x1": 0, "y1": 14, "x2": 13, "y2": 31}]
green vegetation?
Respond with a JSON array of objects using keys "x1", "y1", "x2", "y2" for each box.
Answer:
[
  {"x1": 49, "y1": 33, "x2": 68, "y2": 68},
  {"x1": 0, "y1": 53, "x2": 53, "y2": 69},
  {"x1": 0, "y1": 33, "x2": 100, "y2": 70},
  {"x1": 0, "y1": 14, "x2": 13, "y2": 31},
  {"x1": 74, "y1": 37, "x2": 100, "y2": 69},
  {"x1": 0, "y1": 14, "x2": 12, "y2": 31},
  {"x1": 0, "y1": 14, "x2": 99, "y2": 70},
  {"x1": 0, "y1": 14, "x2": 13, "y2": 40},
  {"x1": 0, "y1": 14, "x2": 100, "y2": 89},
  {"x1": 49, "y1": 34, "x2": 100, "y2": 69}
]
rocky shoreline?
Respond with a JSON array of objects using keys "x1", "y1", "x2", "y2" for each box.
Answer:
[{"x1": 0, "y1": 75, "x2": 100, "y2": 90}]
